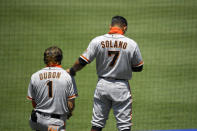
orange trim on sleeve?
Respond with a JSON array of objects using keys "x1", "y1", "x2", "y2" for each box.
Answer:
[
  {"x1": 133, "y1": 61, "x2": 144, "y2": 67},
  {"x1": 68, "y1": 94, "x2": 78, "y2": 99},
  {"x1": 80, "y1": 55, "x2": 90, "y2": 63}
]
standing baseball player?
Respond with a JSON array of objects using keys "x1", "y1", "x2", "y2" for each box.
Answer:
[
  {"x1": 27, "y1": 46, "x2": 78, "y2": 131},
  {"x1": 67, "y1": 16, "x2": 143, "y2": 131}
]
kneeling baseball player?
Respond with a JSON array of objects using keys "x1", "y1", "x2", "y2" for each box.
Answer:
[{"x1": 27, "y1": 46, "x2": 78, "y2": 131}]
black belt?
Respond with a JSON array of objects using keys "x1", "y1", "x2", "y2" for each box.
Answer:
[
  {"x1": 36, "y1": 111, "x2": 61, "y2": 119},
  {"x1": 99, "y1": 77, "x2": 127, "y2": 81}
]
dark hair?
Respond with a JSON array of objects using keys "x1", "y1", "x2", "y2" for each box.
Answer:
[
  {"x1": 111, "y1": 16, "x2": 128, "y2": 27},
  {"x1": 44, "y1": 46, "x2": 63, "y2": 65}
]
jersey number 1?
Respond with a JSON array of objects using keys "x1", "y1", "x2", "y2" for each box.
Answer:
[
  {"x1": 108, "y1": 51, "x2": 120, "y2": 67},
  {"x1": 47, "y1": 81, "x2": 53, "y2": 98}
]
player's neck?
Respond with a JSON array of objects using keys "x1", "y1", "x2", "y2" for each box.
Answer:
[
  {"x1": 46, "y1": 64, "x2": 62, "y2": 68},
  {"x1": 108, "y1": 26, "x2": 124, "y2": 35}
]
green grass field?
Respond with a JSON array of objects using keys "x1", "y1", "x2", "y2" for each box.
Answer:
[{"x1": 0, "y1": 0, "x2": 197, "y2": 130}]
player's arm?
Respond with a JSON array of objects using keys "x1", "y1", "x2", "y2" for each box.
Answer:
[
  {"x1": 68, "y1": 99, "x2": 75, "y2": 112},
  {"x1": 66, "y1": 76, "x2": 78, "y2": 119},
  {"x1": 67, "y1": 57, "x2": 88, "y2": 76},
  {"x1": 131, "y1": 44, "x2": 144, "y2": 72},
  {"x1": 66, "y1": 98, "x2": 75, "y2": 120},
  {"x1": 27, "y1": 78, "x2": 37, "y2": 108},
  {"x1": 67, "y1": 39, "x2": 98, "y2": 76},
  {"x1": 67, "y1": 97, "x2": 77, "y2": 119},
  {"x1": 32, "y1": 100, "x2": 37, "y2": 108},
  {"x1": 27, "y1": 96, "x2": 37, "y2": 108}
]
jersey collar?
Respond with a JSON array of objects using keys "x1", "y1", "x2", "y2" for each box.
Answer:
[
  {"x1": 108, "y1": 27, "x2": 124, "y2": 35},
  {"x1": 46, "y1": 64, "x2": 62, "y2": 68}
]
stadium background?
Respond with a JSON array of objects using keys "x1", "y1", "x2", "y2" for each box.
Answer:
[{"x1": 0, "y1": 0, "x2": 197, "y2": 130}]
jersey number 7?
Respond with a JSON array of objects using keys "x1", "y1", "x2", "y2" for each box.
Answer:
[{"x1": 108, "y1": 51, "x2": 120, "y2": 67}]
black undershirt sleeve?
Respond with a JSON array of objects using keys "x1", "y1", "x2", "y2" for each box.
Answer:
[
  {"x1": 132, "y1": 65, "x2": 143, "y2": 72},
  {"x1": 78, "y1": 57, "x2": 88, "y2": 66}
]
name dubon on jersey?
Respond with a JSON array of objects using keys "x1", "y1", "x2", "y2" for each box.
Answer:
[
  {"x1": 27, "y1": 66, "x2": 78, "y2": 115},
  {"x1": 80, "y1": 34, "x2": 143, "y2": 80}
]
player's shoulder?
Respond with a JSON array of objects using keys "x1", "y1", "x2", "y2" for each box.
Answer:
[
  {"x1": 90, "y1": 35, "x2": 106, "y2": 43},
  {"x1": 61, "y1": 69, "x2": 72, "y2": 79},
  {"x1": 51, "y1": 67, "x2": 73, "y2": 80},
  {"x1": 30, "y1": 67, "x2": 46, "y2": 80},
  {"x1": 87, "y1": 35, "x2": 106, "y2": 48},
  {"x1": 122, "y1": 35, "x2": 137, "y2": 44},
  {"x1": 31, "y1": 68, "x2": 42, "y2": 77},
  {"x1": 122, "y1": 35, "x2": 139, "y2": 48}
]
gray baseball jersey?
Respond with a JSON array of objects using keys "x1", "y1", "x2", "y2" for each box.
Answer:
[
  {"x1": 80, "y1": 33, "x2": 143, "y2": 130},
  {"x1": 80, "y1": 34, "x2": 143, "y2": 80},
  {"x1": 27, "y1": 66, "x2": 78, "y2": 115}
]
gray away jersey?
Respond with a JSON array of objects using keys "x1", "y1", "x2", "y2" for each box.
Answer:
[
  {"x1": 27, "y1": 66, "x2": 78, "y2": 115},
  {"x1": 80, "y1": 34, "x2": 143, "y2": 80}
]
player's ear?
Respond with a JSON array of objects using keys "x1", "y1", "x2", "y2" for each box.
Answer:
[{"x1": 123, "y1": 26, "x2": 127, "y2": 33}]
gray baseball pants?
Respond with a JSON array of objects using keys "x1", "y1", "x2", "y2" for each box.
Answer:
[
  {"x1": 91, "y1": 78, "x2": 132, "y2": 131},
  {"x1": 29, "y1": 112, "x2": 66, "y2": 131}
]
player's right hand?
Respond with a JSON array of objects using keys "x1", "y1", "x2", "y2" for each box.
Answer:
[
  {"x1": 67, "y1": 112, "x2": 72, "y2": 120},
  {"x1": 66, "y1": 69, "x2": 70, "y2": 74},
  {"x1": 66, "y1": 68, "x2": 76, "y2": 76}
]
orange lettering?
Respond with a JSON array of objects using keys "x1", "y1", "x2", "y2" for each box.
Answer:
[
  {"x1": 52, "y1": 72, "x2": 56, "y2": 78},
  {"x1": 114, "y1": 41, "x2": 118, "y2": 48},
  {"x1": 48, "y1": 72, "x2": 52, "y2": 79},
  {"x1": 56, "y1": 72, "x2": 61, "y2": 79},
  {"x1": 106, "y1": 40, "x2": 109, "y2": 47},
  {"x1": 101, "y1": 41, "x2": 105, "y2": 48},
  {"x1": 110, "y1": 40, "x2": 113, "y2": 48},
  {"x1": 44, "y1": 72, "x2": 47, "y2": 79},
  {"x1": 119, "y1": 41, "x2": 123, "y2": 48},
  {"x1": 48, "y1": 125, "x2": 58, "y2": 131},
  {"x1": 123, "y1": 42, "x2": 127, "y2": 49},
  {"x1": 39, "y1": 74, "x2": 43, "y2": 80}
]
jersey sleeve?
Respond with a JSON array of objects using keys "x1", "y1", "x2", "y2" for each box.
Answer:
[
  {"x1": 131, "y1": 45, "x2": 144, "y2": 67},
  {"x1": 67, "y1": 76, "x2": 78, "y2": 100},
  {"x1": 80, "y1": 39, "x2": 98, "y2": 64},
  {"x1": 27, "y1": 78, "x2": 35, "y2": 101}
]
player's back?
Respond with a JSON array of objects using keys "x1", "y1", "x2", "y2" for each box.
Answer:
[
  {"x1": 30, "y1": 66, "x2": 75, "y2": 115},
  {"x1": 94, "y1": 34, "x2": 140, "y2": 80}
]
